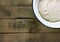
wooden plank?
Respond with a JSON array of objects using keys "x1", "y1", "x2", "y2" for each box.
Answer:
[
  {"x1": 0, "y1": 19, "x2": 39, "y2": 32},
  {"x1": 0, "y1": 0, "x2": 32, "y2": 6},
  {"x1": 0, "y1": 6, "x2": 35, "y2": 18},
  {"x1": 0, "y1": 33, "x2": 60, "y2": 42},
  {"x1": 31, "y1": 21, "x2": 60, "y2": 32},
  {"x1": 0, "y1": 19, "x2": 60, "y2": 32},
  {"x1": 0, "y1": 19, "x2": 32, "y2": 32}
]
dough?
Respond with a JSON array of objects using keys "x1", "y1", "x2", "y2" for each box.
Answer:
[{"x1": 38, "y1": 0, "x2": 60, "y2": 22}]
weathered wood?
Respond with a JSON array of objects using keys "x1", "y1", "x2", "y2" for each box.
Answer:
[
  {"x1": 0, "y1": 33, "x2": 60, "y2": 42},
  {"x1": 0, "y1": 0, "x2": 32, "y2": 6},
  {"x1": 0, "y1": 19, "x2": 60, "y2": 32},
  {"x1": 0, "y1": 19, "x2": 32, "y2": 32},
  {"x1": 0, "y1": 19, "x2": 39, "y2": 32},
  {"x1": 0, "y1": 0, "x2": 34, "y2": 18},
  {"x1": 0, "y1": 6, "x2": 35, "y2": 18},
  {"x1": 31, "y1": 21, "x2": 60, "y2": 32}
]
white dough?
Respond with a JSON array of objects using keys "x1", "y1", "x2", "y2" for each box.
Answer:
[{"x1": 39, "y1": 0, "x2": 60, "y2": 22}]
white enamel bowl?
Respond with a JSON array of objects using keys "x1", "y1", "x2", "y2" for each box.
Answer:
[{"x1": 33, "y1": 0, "x2": 60, "y2": 28}]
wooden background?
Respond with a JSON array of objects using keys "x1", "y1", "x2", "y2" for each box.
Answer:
[{"x1": 0, "y1": 0, "x2": 60, "y2": 42}]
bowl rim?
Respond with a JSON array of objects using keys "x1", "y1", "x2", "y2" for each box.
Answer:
[{"x1": 32, "y1": 0, "x2": 60, "y2": 28}]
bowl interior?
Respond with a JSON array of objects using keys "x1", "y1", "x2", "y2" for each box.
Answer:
[{"x1": 33, "y1": 0, "x2": 60, "y2": 28}]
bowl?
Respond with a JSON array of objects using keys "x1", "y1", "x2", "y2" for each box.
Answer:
[{"x1": 33, "y1": 0, "x2": 60, "y2": 28}]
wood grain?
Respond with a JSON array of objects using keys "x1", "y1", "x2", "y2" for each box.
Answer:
[
  {"x1": 0, "y1": 0, "x2": 32, "y2": 6},
  {"x1": 0, "y1": 0, "x2": 33, "y2": 18},
  {"x1": 0, "y1": 0, "x2": 60, "y2": 42},
  {"x1": 0, "y1": 33, "x2": 60, "y2": 42},
  {"x1": 0, "y1": 19, "x2": 60, "y2": 32},
  {"x1": 0, "y1": 6, "x2": 35, "y2": 18}
]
